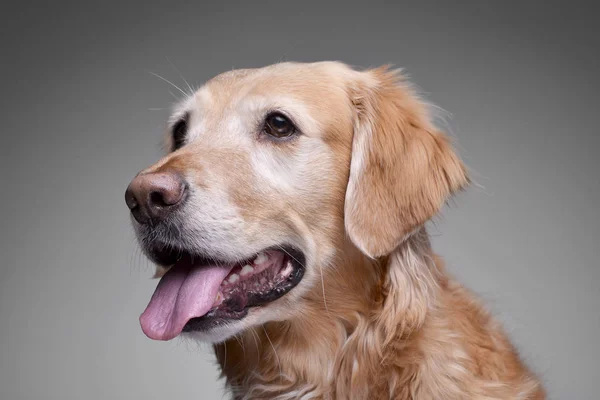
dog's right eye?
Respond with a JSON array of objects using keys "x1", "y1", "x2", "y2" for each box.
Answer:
[
  {"x1": 171, "y1": 115, "x2": 188, "y2": 151},
  {"x1": 263, "y1": 112, "x2": 297, "y2": 139}
]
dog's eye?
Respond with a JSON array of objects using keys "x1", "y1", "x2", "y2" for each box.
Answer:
[
  {"x1": 172, "y1": 115, "x2": 188, "y2": 151},
  {"x1": 263, "y1": 113, "x2": 296, "y2": 139}
]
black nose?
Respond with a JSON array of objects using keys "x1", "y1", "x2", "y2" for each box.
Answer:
[{"x1": 125, "y1": 172, "x2": 187, "y2": 225}]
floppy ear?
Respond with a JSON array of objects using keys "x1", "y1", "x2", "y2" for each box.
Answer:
[{"x1": 344, "y1": 67, "x2": 468, "y2": 258}]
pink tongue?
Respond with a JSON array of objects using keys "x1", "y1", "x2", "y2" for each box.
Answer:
[{"x1": 140, "y1": 262, "x2": 233, "y2": 341}]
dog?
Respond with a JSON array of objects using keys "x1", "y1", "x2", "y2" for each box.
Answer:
[{"x1": 125, "y1": 61, "x2": 545, "y2": 399}]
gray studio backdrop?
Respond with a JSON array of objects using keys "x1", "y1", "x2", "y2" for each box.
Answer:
[{"x1": 1, "y1": 1, "x2": 598, "y2": 399}]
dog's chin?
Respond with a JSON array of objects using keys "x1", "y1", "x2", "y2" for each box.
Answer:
[{"x1": 138, "y1": 240, "x2": 306, "y2": 341}]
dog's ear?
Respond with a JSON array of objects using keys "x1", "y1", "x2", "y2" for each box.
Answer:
[{"x1": 344, "y1": 67, "x2": 468, "y2": 258}]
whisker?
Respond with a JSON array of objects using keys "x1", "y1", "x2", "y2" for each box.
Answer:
[
  {"x1": 262, "y1": 326, "x2": 282, "y2": 382},
  {"x1": 147, "y1": 71, "x2": 188, "y2": 97},
  {"x1": 249, "y1": 328, "x2": 261, "y2": 360},
  {"x1": 223, "y1": 341, "x2": 227, "y2": 371},
  {"x1": 275, "y1": 245, "x2": 329, "y2": 313},
  {"x1": 275, "y1": 245, "x2": 306, "y2": 269},
  {"x1": 277, "y1": 40, "x2": 299, "y2": 63},
  {"x1": 234, "y1": 334, "x2": 246, "y2": 359},
  {"x1": 319, "y1": 261, "x2": 330, "y2": 314},
  {"x1": 166, "y1": 56, "x2": 195, "y2": 95}
]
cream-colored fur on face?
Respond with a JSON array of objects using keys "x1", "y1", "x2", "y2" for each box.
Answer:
[{"x1": 142, "y1": 62, "x2": 545, "y2": 399}]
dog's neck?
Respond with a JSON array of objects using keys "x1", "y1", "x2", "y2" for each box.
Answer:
[{"x1": 215, "y1": 227, "x2": 445, "y2": 398}]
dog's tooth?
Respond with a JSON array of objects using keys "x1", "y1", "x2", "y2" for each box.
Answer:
[
  {"x1": 228, "y1": 274, "x2": 240, "y2": 283},
  {"x1": 281, "y1": 261, "x2": 293, "y2": 277},
  {"x1": 240, "y1": 264, "x2": 254, "y2": 276},
  {"x1": 254, "y1": 252, "x2": 268, "y2": 265}
]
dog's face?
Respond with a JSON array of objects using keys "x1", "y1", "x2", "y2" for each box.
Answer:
[{"x1": 126, "y1": 62, "x2": 467, "y2": 343}]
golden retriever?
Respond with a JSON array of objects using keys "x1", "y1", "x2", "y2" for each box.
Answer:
[{"x1": 125, "y1": 62, "x2": 545, "y2": 399}]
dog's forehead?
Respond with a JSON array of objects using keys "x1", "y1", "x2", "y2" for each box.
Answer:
[
  {"x1": 174, "y1": 62, "x2": 355, "y2": 126},
  {"x1": 205, "y1": 62, "x2": 353, "y2": 97}
]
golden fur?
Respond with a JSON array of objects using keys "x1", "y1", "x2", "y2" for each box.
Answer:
[{"x1": 140, "y1": 62, "x2": 544, "y2": 399}]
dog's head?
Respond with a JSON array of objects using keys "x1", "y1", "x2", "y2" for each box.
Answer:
[{"x1": 126, "y1": 62, "x2": 468, "y2": 342}]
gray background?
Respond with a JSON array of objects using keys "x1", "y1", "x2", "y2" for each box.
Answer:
[{"x1": 1, "y1": 1, "x2": 598, "y2": 399}]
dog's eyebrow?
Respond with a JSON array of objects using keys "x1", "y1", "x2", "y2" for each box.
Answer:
[
  {"x1": 242, "y1": 95, "x2": 320, "y2": 135},
  {"x1": 171, "y1": 112, "x2": 189, "y2": 151}
]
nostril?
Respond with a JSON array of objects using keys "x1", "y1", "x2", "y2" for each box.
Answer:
[
  {"x1": 151, "y1": 179, "x2": 187, "y2": 208},
  {"x1": 149, "y1": 191, "x2": 168, "y2": 208},
  {"x1": 125, "y1": 188, "x2": 140, "y2": 211}
]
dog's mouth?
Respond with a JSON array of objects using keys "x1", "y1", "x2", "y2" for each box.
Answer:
[{"x1": 139, "y1": 245, "x2": 305, "y2": 341}]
